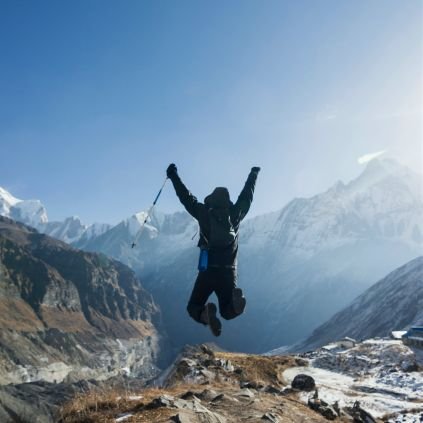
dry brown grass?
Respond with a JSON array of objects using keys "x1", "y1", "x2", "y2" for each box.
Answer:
[
  {"x1": 0, "y1": 298, "x2": 44, "y2": 331},
  {"x1": 87, "y1": 309, "x2": 156, "y2": 340},
  {"x1": 40, "y1": 306, "x2": 92, "y2": 332},
  {"x1": 60, "y1": 379, "x2": 345, "y2": 423},
  {"x1": 60, "y1": 387, "x2": 144, "y2": 422},
  {"x1": 60, "y1": 388, "x2": 127, "y2": 422},
  {"x1": 59, "y1": 385, "x2": 198, "y2": 423},
  {"x1": 60, "y1": 352, "x2": 312, "y2": 422},
  {"x1": 215, "y1": 351, "x2": 305, "y2": 386},
  {"x1": 128, "y1": 320, "x2": 156, "y2": 338}
]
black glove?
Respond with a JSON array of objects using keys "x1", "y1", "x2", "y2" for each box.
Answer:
[
  {"x1": 251, "y1": 166, "x2": 261, "y2": 174},
  {"x1": 166, "y1": 163, "x2": 177, "y2": 178}
]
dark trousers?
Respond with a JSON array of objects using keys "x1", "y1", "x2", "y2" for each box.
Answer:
[{"x1": 187, "y1": 267, "x2": 243, "y2": 324}]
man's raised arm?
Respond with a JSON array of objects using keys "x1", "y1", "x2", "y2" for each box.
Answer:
[
  {"x1": 167, "y1": 163, "x2": 200, "y2": 219},
  {"x1": 233, "y1": 167, "x2": 260, "y2": 222}
]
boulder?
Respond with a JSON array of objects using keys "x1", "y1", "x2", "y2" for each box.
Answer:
[
  {"x1": 180, "y1": 391, "x2": 197, "y2": 400},
  {"x1": 240, "y1": 381, "x2": 264, "y2": 390},
  {"x1": 291, "y1": 374, "x2": 316, "y2": 391},
  {"x1": 148, "y1": 394, "x2": 175, "y2": 408},
  {"x1": 344, "y1": 401, "x2": 377, "y2": 423},
  {"x1": 262, "y1": 385, "x2": 282, "y2": 395},
  {"x1": 215, "y1": 359, "x2": 234, "y2": 372},
  {"x1": 211, "y1": 393, "x2": 226, "y2": 402},
  {"x1": 235, "y1": 388, "x2": 255, "y2": 399},
  {"x1": 319, "y1": 406, "x2": 338, "y2": 420},
  {"x1": 171, "y1": 413, "x2": 194, "y2": 423},
  {"x1": 262, "y1": 412, "x2": 279, "y2": 422},
  {"x1": 148, "y1": 394, "x2": 227, "y2": 422},
  {"x1": 197, "y1": 389, "x2": 218, "y2": 401},
  {"x1": 308, "y1": 398, "x2": 337, "y2": 421},
  {"x1": 401, "y1": 360, "x2": 419, "y2": 372}
]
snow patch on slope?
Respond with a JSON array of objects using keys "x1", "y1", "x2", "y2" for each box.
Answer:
[{"x1": 282, "y1": 339, "x2": 423, "y2": 420}]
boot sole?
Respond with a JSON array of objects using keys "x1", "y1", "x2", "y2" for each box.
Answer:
[{"x1": 205, "y1": 303, "x2": 222, "y2": 337}]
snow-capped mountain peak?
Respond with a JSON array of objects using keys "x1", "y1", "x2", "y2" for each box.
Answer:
[
  {"x1": 10, "y1": 199, "x2": 49, "y2": 227},
  {"x1": 349, "y1": 158, "x2": 421, "y2": 195},
  {"x1": 42, "y1": 216, "x2": 87, "y2": 243},
  {"x1": 0, "y1": 186, "x2": 48, "y2": 228},
  {"x1": 0, "y1": 186, "x2": 111, "y2": 245},
  {"x1": 241, "y1": 158, "x2": 423, "y2": 256},
  {"x1": 127, "y1": 212, "x2": 158, "y2": 238},
  {"x1": 0, "y1": 186, "x2": 20, "y2": 212}
]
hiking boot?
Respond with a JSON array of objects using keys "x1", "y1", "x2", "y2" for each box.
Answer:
[
  {"x1": 200, "y1": 303, "x2": 222, "y2": 337},
  {"x1": 232, "y1": 287, "x2": 246, "y2": 315}
]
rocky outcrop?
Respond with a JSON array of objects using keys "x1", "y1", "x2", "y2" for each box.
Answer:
[
  {"x1": 59, "y1": 339, "x2": 421, "y2": 423},
  {"x1": 0, "y1": 216, "x2": 161, "y2": 386},
  {"x1": 2, "y1": 339, "x2": 415, "y2": 422},
  {"x1": 344, "y1": 401, "x2": 377, "y2": 423},
  {"x1": 60, "y1": 345, "x2": 330, "y2": 423},
  {"x1": 0, "y1": 379, "x2": 98, "y2": 423},
  {"x1": 308, "y1": 396, "x2": 338, "y2": 421}
]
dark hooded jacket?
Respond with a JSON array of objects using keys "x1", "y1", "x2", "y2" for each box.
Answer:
[{"x1": 169, "y1": 170, "x2": 258, "y2": 267}]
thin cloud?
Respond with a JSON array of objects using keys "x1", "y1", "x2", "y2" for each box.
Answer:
[
  {"x1": 358, "y1": 150, "x2": 386, "y2": 164},
  {"x1": 314, "y1": 107, "x2": 337, "y2": 123},
  {"x1": 318, "y1": 113, "x2": 337, "y2": 121}
]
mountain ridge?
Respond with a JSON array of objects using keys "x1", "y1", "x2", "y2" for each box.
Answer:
[
  {"x1": 291, "y1": 255, "x2": 423, "y2": 353},
  {"x1": 0, "y1": 216, "x2": 161, "y2": 385},
  {"x1": 1, "y1": 158, "x2": 422, "y2": 353}
]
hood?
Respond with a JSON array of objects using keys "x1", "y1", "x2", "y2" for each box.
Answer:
[{"x1": 204, "y1": 187, "x2": 233, "y2": 208}]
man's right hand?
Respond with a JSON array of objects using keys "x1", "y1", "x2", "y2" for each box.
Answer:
[{"x1": 167, "y1": 163, "x2": 177, "y2": 178}]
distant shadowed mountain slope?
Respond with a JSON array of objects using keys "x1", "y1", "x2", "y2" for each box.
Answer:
[{"x1": 293, "y1": 256, "x2": 423, "y2": 352}]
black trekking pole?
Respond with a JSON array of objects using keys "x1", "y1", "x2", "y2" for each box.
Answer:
[{"x1": 131, "y1": 177, "x2": 168, "y2": 248}]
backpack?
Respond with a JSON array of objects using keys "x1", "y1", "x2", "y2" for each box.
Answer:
[{"x1": 207, "y1": 207, "x2": 237, "y2": 248}]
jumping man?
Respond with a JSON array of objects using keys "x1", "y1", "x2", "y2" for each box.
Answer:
[{"x1": 166, "y1": 163, "x2": 260, "y2": 336}]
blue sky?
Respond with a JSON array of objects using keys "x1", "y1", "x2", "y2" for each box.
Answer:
[{"x1": 1, "y1": 0, "x2": 421, "y2": 224}]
